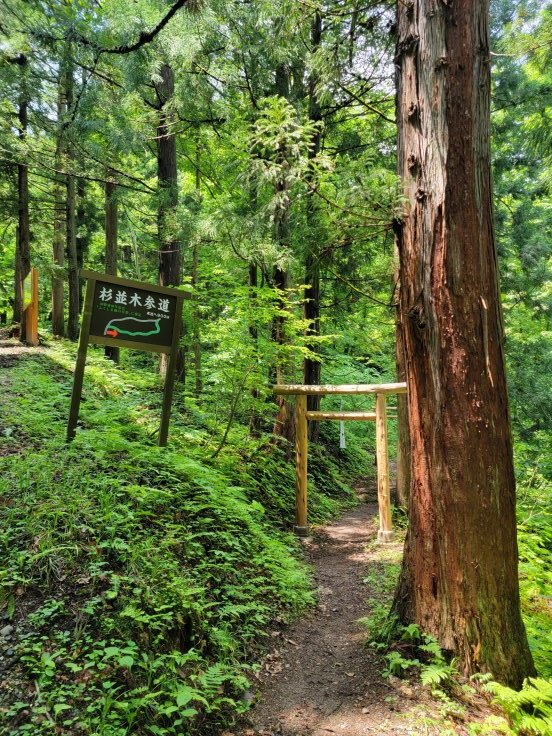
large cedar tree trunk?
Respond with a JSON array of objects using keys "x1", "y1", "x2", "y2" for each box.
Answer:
[
  {"x1": 394, "y1": 250, "x2": 411, "y2": 506},
  {"x1": 393, "y1": 0, "x2": 534, "y2": 686}
]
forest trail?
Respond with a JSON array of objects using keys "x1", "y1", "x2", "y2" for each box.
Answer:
[
  {"x1": 0, "y1": 338, "x2": 43, "y2": 368},
  {"x1": 237, "y1": 504, "x2": 423, "y2": 736}
]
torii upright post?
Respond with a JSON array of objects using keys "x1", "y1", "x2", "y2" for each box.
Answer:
[
  {"x1": 376, "y1": 392, "x2": 393, "y2": 542},
  {"x1": 294, "y1": 394, "x2": 309, "y2": 536}
]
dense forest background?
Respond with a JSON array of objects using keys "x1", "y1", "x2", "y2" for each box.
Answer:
[{"x1": 0, "y1": 0, "x2": 551, "y2": 734}]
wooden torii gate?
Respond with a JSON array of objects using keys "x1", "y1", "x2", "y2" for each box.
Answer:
[{"x1": 273, "y1": 383, "x2": 407, "y2": 543}]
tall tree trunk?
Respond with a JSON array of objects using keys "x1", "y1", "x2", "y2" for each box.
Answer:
[
  {"x1": 192, "y1": 138, "x2": 202, "y2": 397},
  {"x1": 52, "y1": 79, "x2": 66, "y2": 337},
  {"x1": 76, "y1": 176, "x2": 87, "y2": 311},
  {"x1": 14, "y1": 227, "x2": 22, "y2": 326},
  {"x1": 393, "y1": 0, "x2": 534, "y2": 686},
  {"x1": 304, "y1": 10, "x2": 323, "y2": 441},
  {"x1": 17, "y1": 56, "x2": 31, "y2": 340},
  {"x1": 66, "y1": 168, "x2": 79, "y2": 340},
  {"x1": 394, "y1": 249, "x2": 410, "y2": 506},
  {"x1": 65, "y1": 55, "x2": 79, "y2": 342},
  {"x1": 272, "y1": 62, "x2": 291, "y2": 382},
  {"x1": 157, "y1": 64, "x2": 180, "y2": 287},
  {"x1": 271, "y1": 64, "x2": 294, "y2": 443},
  {"x1": 249, "y1": 262, "x2": 261, "y2": 436},
  {"x1": 156, "y1": 63, "x2": 182, "y2": 377},
  {"x1": 104, "y1": 171, "x2": 119, "y2": 363}
]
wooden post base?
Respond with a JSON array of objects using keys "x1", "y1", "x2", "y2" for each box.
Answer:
[
  {"x1": 293, "y1": 525, "x2": 310, "y2": 537},
  {"x1": 377, "y1": 529, "x2": 394, "y2": 544}
]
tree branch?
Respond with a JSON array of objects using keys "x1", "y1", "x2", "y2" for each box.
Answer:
[{"x1": 78, "y1": 0, "x2": 191, "y2": 55}]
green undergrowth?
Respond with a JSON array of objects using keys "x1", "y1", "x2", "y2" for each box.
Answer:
[
  {"x1": 515, "y1": 443, "x2": 552, "y2": 680},
  {"x1": 360, "y1": 453, "x2": 552, "y2": 736},
  {"x1": 0, "y1": 341, "x2": 364, "y2": 735}
]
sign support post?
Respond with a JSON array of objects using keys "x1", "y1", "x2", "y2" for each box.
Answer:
[
  {"x1": 159, "y1": 296, "x2": 183, "y2": 447},
  {"x1": 67, "y1": 275, "x2": 95, "y2": 442}
]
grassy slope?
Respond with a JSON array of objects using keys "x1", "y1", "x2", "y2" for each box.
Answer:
[{"x1": 0, "y1": 341, "x2": 366, "y2": 736}]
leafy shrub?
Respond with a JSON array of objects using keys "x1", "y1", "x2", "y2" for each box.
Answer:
[{"x1": 486, "y1": 678, "x2": 552, "y2": 736}]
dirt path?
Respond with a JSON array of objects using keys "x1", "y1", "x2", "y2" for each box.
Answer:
[
  {"x1": 0, "y1": 337, "x2": 44, "y2": 368},
  {"x1": 238, "y1": 504, "x2": 421, "y2": 736}
]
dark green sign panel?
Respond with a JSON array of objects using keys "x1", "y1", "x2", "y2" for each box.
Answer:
[{"x1": 89, "y1": 279, "x2": 178, "y2": 351}]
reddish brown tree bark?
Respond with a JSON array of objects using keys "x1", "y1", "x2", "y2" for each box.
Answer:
[
  {"x1": 393, "y1": 0, "x2": 534, "y2": 687},
  {"x1": 394, "y1": 290, "x2": 410, "y2": 507}
]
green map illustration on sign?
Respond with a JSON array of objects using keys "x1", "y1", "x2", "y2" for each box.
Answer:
[
  {"x1": 104, "y1": 317, "x2": 161, "y2": 338},
  {"x1": 88, "y1": 278, "x2": 178, "y2": 350}
]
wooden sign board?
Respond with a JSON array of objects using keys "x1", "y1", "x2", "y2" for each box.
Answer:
[
  {"x1": 67, "y1": 270, "x2": 189, "y2": 446},
  {"x1": 88, "y1": 276, "x2": 180, "y2": 353}
]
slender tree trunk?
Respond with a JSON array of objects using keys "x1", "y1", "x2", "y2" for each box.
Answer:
[
  {"x1": 17, "y1": 56, "x2": 31, "y2": 340},
  {"x1": 249, "y1": 262, "x2": 261, "y2": 436},
  {"x1": 272, "y1": 62, "x2": 291, "y2": 382},
  {"x1": 192, "y1": 138, "x2": 202, "y2": 397},
  {"x1": 65, "y1": 55, "x2": 79, "y2": 342},
  {"x1": 14, "y1": 227, "x2": 22, "y2": 326},
  {"x1": 66, "y1": 169, "x2": 79, "y2": 340},
  {"x1": 271, "y1": 64, "x2": 295, "y2": 444},
  {"x1": 52, "y1": 80, "x2": 66, "y2": 337},
  {"x1": 156, "y1": 63, "x2": 182, "y2": 377},
  {"x1": 393, "y1": 0, "x2": 534, "y2": 686},
  {"x1": 105, "y1": 174, "x2": 118, "y2": 277},
  {"x1": 157, "y1": 64, "x2": 180, "y2": 286},
  {"x1": 304, "y1": 10, "x2": 323, "y2": 441},
  {"x1": 76, "y1": 176, "x2": 87, "y2": 311},
  {"x1": 191, "y1": 237, "x2": 201, "y2": 395},
  {"x1": 104, "y1": 172, "x2": 119, "y2": 363}
]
